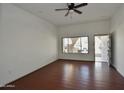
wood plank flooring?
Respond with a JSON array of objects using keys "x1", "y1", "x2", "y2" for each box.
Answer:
[{"x1": 1, "y1": 59, "x2": 124, "y2": 90}]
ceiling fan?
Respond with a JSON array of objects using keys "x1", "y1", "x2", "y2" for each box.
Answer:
[{"x1": 55, "y1": 3, "x2": 88, "y2": 16}]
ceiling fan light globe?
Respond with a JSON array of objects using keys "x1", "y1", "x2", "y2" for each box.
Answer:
[{"x1": 70, "y1": 10, "x2": 74, "y2": 13}]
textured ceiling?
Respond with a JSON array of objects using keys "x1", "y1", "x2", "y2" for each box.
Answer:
[{"x1": 15, "y1": 3, "x2": 121, "y2": 26}]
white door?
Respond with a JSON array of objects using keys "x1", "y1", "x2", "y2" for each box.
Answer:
[{"x1": 95, "y1": 35, "x2": 111, "y2": 64}]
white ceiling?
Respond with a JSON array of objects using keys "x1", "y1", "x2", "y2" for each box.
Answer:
[{"x1": 15, "y1": 3, "x2": 121, "y2": 26}]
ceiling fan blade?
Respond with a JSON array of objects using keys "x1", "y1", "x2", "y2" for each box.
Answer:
[
  {"x1": 74, "y1": 3, "x2": 88, "y2": 8},
  {"x1": 65, "y1": 10, "x2": 70, "y2": 16},
  {"x1": 55, "y1": 8, "x2": 68, "y2": 11},
  {"x1": 74, "y1": 9, "x2": 82, "y2": 14}
]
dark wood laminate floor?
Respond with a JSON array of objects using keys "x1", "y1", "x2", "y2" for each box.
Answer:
[{"x1": 1, "y1": 59, "x2": 124, "y2": 90}]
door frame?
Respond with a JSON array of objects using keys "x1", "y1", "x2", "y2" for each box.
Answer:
[{"x1": 94, "y1": 34, "x2": 111, "y2": 63}]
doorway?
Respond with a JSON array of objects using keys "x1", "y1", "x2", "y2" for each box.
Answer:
[{"x1": 94, "y1": 35, "x2": 111, "y2": 63}]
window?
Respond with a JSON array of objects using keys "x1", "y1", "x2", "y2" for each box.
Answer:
[{"x1": 63, "y1": 37, "x2": 88, "y2": 53}]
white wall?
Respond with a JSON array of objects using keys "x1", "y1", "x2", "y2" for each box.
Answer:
[
  {"x1": 111, "y1": 4, "x2": 124, "y2": 77},
  {"x1": 58, "y1": 20, "x2": 110, "y2": 61},
  {"x1": 0, "y1": 4, "x2": 58, "y2": 86}
]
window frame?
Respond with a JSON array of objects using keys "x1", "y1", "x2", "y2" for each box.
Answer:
[{"x1": 62, "y1": 36, "x2": 89, "y2": 54}]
